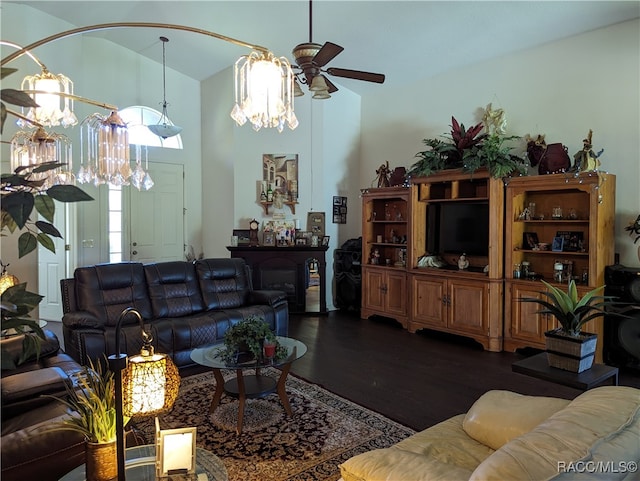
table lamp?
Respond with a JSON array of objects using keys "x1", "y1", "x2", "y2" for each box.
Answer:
[{"x1": 109, "y1": 307, "x2": 181, "y2": 481}]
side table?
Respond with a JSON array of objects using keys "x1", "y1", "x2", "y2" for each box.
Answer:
[
  {"x1": 59, "y1": 444, "x2": 227, "y2": 481},
  {"x1": 512, "y1": 352, "x2": 619, "y2": 391}
]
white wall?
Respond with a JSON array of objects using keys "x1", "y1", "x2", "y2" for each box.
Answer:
[
  {"x1": 360, "y1": 18, "x2": 640, "y2": 268},
  {"x1": 1, "y1": 4, "x2": 203, "y2": 287}
]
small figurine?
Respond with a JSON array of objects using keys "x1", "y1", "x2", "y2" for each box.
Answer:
[
  {"x1": 572, "y1": 129, "x2": 603, "y2": 172},
  {"x1": 370, "y1": 248, "x2": 380, "y2": 265},
  {"x1": 375, "y1": 161, "x2": 391, "y2": 188},
  {"x1": 458, "y1": 253, "x2": 469, "y2": 270},
  {"x1": 481, "y1": 102, "x2": 507, "y2": 136}
]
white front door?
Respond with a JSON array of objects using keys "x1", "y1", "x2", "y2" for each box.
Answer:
[
  {"x1": 38, "y1": 203, "x2": 75, "y2": 321},
  {"x1": 128, "y1": 162, "x2": 184, "y2": 263}
]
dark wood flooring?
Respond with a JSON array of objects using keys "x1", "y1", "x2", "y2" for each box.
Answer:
[
  {"x1": 287, "y1": 311, "x2": 640, "y2": 431},
  {"x1": 49, "y1": 311, "x2": 640, "y2": 433}
]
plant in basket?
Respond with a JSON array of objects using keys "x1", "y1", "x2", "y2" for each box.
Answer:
[{"x1": 519, "y1": 280, "x2": 629, "y2": 372}]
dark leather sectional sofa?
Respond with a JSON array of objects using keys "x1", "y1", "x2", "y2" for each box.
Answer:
[
  {"x1": 1, "y1": 330, "x2": 86, "y2": 481},
  {"x1": 60, "y1": 257, "x2": 289, "y2": 368}
]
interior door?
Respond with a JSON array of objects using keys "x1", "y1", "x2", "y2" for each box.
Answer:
[
  {"x1": 128, "y1": 163, "x2": 184, "y2": 263},
  {"x1": 37, "y1": 202, "x2": 75, "y2": 321}
]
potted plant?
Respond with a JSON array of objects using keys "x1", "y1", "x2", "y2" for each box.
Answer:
[
  {"x1": 408, "y1": 116, "x2": 526, "y2": 179},
  {"x1": 50, "y1": 359, "x2": 126, "y2": 481},
  {"x1": 219, "y1": 315, "x2": 284, "y2": 364},
  {"x1": 519, "y1": 279, "x2": 623, "y2": 372}
]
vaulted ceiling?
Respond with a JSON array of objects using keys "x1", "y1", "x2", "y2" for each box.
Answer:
[{"x1": 12, "y1": 1, "x2": 640, "y2": 95}]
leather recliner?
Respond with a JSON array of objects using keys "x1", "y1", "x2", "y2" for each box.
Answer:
[{"x1": 1, "y1": 330, "x2": 86, "y2": 481}]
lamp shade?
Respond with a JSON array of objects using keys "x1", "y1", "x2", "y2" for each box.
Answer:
[
  {"x1": 0, "y1": 265, "x2": 19, "y2": 296},
  {"x1": 122, "y1": 352, "x2": 180, "y2": 417}
]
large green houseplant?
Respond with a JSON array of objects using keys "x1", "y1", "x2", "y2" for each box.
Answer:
[{"x1": 408, "y1": 116, "x2": 526, "y2": 179}]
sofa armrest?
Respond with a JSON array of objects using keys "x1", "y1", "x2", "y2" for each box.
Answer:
[
  {"x1": 248, "y1": 289, "x2": 288, "y2": 307},
  {"x1": 62, "y1": 311, "x2": 103, "y2": 329},
  {"x1": 2, "y1": 367, "x2": 71, "y2": 419},
  {"x1": 1, "y1": 330, "x2": 60, "y2": 369}
]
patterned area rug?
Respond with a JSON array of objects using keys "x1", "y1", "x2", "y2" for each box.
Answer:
[{"x1": 134, "y1": 368, "x2": 414, "y2": 481}]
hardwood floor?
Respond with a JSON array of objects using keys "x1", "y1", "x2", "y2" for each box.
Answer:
[
  {"x1": 287, "y1": 311, "x2": 640, "y2": 431},
  {"x1": 48, "y1": 310, "x2": 639, "y2": 432}
]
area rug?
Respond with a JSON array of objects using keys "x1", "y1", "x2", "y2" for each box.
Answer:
[{"x1": 134, "y1": 368, "x2": 414, "y2": 481}]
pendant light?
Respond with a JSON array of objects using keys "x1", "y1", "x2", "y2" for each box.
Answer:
[{"x1": 148, "y1": 36, "x2": 182, "y2": 139}]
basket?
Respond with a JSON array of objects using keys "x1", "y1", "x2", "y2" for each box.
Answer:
[{"x1": 544, "y1": 329, "x2": 597, "y2": 373}]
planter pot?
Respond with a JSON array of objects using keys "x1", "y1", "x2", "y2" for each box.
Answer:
[
  {"x1": 544, "y1": 328, "x2": 597, "y2": 373},
  {"x1": 85, "y1": 440, "x2": 117, "y2": 481}
]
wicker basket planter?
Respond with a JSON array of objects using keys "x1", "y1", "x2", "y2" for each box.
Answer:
[{"x1": 544, "y1": 328, "x2": 597, "y2": 373}]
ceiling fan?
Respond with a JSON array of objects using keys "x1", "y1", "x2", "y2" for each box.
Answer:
[{"x1": 291, "y1": 0, "x2": 385, "y2": 99}]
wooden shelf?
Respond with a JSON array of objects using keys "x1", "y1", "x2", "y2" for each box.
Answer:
[{"x1": 260, "y1": 201, "x2": 298, "y2": 215}]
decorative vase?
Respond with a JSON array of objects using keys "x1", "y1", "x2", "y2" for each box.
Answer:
[
  {"x1": 544, "y1": 328, "x2": 597, "y2": 373},
  {"x1": 85, "y1": 441, "x2": 117, "y2": 481}
]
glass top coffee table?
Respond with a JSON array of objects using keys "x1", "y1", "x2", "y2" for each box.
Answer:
[
  {"x1": 60, "y1": 444, "x2": 227, "y2": 481},
  {"x1": 190, "y1": 336, "x2": 307, "y2": 434}
]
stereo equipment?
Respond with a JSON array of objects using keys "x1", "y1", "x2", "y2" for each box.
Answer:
[
  {"x1": 604, "y1": 264, "x2": 640, "y2": 370},
  {"x1": 334, "y1": 238, "x2": 362, "y2": 312}
]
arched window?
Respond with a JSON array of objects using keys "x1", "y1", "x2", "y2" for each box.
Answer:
[{"x1": 119, "y1": 105, "x2": 183, "y2": 149}]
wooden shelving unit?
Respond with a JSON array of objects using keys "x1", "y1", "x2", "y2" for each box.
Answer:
[{"x1": 503, "y1": 172, "x2": 616, "y2": 362}]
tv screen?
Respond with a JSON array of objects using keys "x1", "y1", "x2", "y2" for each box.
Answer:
[{"x1": 428, "y1": 202, "x2": 489, "y2": 256}]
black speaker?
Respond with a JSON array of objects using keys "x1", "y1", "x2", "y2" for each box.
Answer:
[
  {"x1": 334, "y1": 238, "x2": 362, "y2": 311},
  {"x1": 604, "y1": 264, "x2": 640, "y2": 370}
]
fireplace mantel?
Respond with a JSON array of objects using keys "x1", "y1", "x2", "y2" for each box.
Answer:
[{"x1": 227, "y1": 246, "x2": 328, "y2": 314}]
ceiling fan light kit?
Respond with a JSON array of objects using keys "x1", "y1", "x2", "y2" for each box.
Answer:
[
  {"x1": 291, "y1": 1, "x2": 385, "y2": 99},
  {"x1": 148, "y1": 36, "x2": 183, "y2": 139}
]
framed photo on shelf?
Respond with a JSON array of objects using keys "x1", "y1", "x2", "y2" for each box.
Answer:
[
  {"x1": 555, "y1": 231, "x2": 584, "y2": 252},
  {"x1": 233, "y1": 229, "x2": 251, "y2": 246},
  {"x1": 263, "y1": 231, "x2": 275, "y2": 246},
  {"x1": 522, "y1": 232, "x2": 539, "y2": 250},
  {"x1": 322, "y1": 235, "x2": 330, "y2": 247},
  {"x1": 552, "y1": 236, "x2": 564, "y2": 252},
  {"x1": 307, "y1": 212, "x2": 326, "y2": 237}
]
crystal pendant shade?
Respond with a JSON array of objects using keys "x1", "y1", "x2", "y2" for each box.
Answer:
[
  {"x1": 230, "y1": 50, "x2": 298, "y2": 132},
  {"x1": 18, "y1": 68, "x2": 78, "y2": 128},
  {"x1": 10, "y1": 126, "x2": 75, "y2": 188}
]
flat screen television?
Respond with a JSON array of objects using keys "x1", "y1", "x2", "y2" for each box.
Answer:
[{"x1": 427, "y1": 202, "x2": 490, "y2": 256}]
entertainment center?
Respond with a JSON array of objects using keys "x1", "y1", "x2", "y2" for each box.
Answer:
[{"x1": 361, "y1": 169, "x2": 616, "y2": 360}]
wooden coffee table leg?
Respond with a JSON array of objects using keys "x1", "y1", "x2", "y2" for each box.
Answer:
[
  {"x1": 209, "y1": 368, "x2": 225, "y2": 414},
  {"x1": 276, "y1": 362, "x2": 293, "y2": 416},
  {"x1": 236, "y1": 368, "x2": 246, "y2": 434}
]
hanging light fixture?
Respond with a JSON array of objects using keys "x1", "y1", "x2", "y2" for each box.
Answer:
[
  {"x1": 148, "y1": 36, "x2": 182, "y2": 139},
  {"x1": 19, "y1": 67, "x2": 78, "y2": 128},
  {"x1": 10, "y1": 126, "x2": 75, "y2": 188},
  {"x1": 231, "y1": 50, "x2": 298, "y2": 132}
]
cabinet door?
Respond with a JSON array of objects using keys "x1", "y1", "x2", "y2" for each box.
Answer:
[
  {"x1": 385, "y1": 271, "x2": 407, "y2": 317},
  {"x1": 411, "y1": 276, "x2": 446, "y2": 327},
  {"x1": 363, "y1": 268, "x2": 385, "y2": 312},
  {"x1": 448, "y1": 280, "x2": 488, "y2": 335},
  {"x1": 509, "y1": 283, "x2": 548, "y2": 344}
]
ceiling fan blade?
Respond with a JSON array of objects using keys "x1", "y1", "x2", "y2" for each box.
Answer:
[
  {"x1": 326, "y1": 67, "x2": 386, "y2": 84},
  {"x1": 312, "y1": 42, "x2": 344, "y2": 67},
  {"x1": 323, "y1": 75, "x2": 339, "y2": 93}
]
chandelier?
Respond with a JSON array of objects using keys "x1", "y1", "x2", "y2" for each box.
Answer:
[
  {"x1": 10, "y1": 126, "x2": 75, "y2": 188},
  {"x1": 231, "y1": 50, "x2": 298, "y2": 132}
]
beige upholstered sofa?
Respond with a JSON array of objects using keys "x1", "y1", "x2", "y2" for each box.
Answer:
[{"x1": 340, "y1": 386, "x2": 640, "y2": 481}]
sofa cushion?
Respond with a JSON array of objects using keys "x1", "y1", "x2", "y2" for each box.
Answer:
[
  {"x1": 74, "y1": 262, "x2": 152, "y2": 326},
  {"x1": 195, "y1": 258, "x2": 250, "y2": 310},
  {"x1": 463, "y1": 390, "x2": 570, "y2": 450},
  {"x1": 469, "y1": 386, "x2": 640, "y2": 481},
  {"x1": 340, "y1": 414, "x2": 495, "y2": 481},
  {"x1": 144, "y1": 261, "x2": 205, "y2": 318}
]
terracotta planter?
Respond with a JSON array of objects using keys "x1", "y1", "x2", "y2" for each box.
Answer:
[
  {"x1": 85, "y1": 440, "x2": 117, "y2": 481},
  {"x1": 545, "y1": 328, "x2": 597, "y2": 373}
]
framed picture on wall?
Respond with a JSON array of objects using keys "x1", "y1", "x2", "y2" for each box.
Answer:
[{"x1": 307, "y1": 212, "x2": 326, "y2": 237}]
